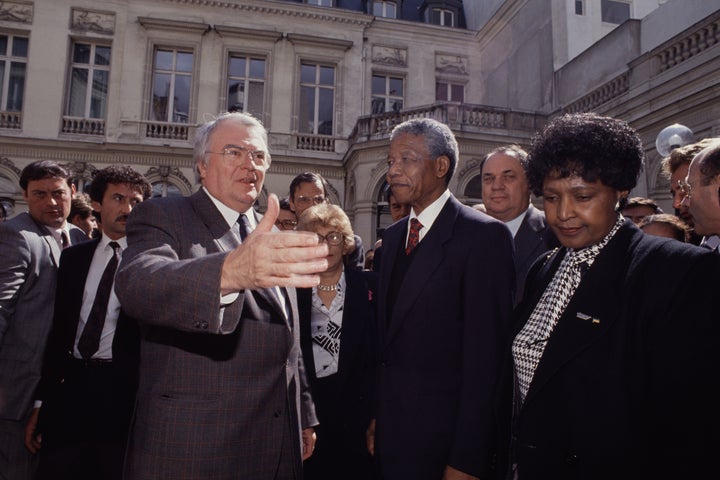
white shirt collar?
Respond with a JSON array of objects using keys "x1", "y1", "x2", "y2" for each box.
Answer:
[
  {"x1": 98, "y1": 231, "x2": 128, "y2": 250},
  {"x1": 203, "y1": 186, "x2": 257, "y2": 230},
  {"x1": 505, "y1": 206, "x2": 530, "y2": 238},
  {"x1": 409, "y1": 189, "x2": 452, "y2": 242}
]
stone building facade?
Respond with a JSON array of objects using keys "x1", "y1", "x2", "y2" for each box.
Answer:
[{"x1": 1, "y1": 0, "x2": 718, "y2": 245}]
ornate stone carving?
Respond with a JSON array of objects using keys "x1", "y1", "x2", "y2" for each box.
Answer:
[
  {"x1": 372, "y1": 46, "x2": 407, "y2": 67},
  {"x1": 71, "y1": 8, "x2": 115, "y2": 35},
  {"x1": 0, "y1": 1, "x2": 33, "y2": 24},
  {"x1": 145, "y1": 165, "x2": 193, "y2": 192},
  {"x1": 435, "y1": 54, "x2": 468, "y2": 75},
  {"x1": 0, "y1": 156, "x2": 21, "y2": 177}
]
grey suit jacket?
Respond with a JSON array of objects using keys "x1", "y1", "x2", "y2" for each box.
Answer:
[
  {"x1": 0, "y1": 212, "x2": 61, "y2": 421},
  {"x1": 513, "y1": 205, "x2": 557, "y2": 305},
  {"x1": 115, "y1": 189, "x2": 317, "y2": 480}
]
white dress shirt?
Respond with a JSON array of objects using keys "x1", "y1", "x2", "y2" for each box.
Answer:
[{"x1": 73, "y1": 234, "x2": 127, "y2": 360}]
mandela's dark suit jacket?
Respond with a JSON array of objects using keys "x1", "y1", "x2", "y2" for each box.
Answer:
[
  {"x1": 375, "y1": 195, "x2": 515, "y2": 479},
  {"x1": 115, "y1": 190, "x2": 317, "y2": 480}
]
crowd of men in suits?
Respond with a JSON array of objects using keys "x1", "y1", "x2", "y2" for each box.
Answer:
[{"x1": 1, "y1": 110, "x2": 719, "y2": 480}]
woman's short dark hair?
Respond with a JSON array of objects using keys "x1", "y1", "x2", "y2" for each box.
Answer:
[{"x1": 527, "y1": 113, "x2": 645, "y2": 196}]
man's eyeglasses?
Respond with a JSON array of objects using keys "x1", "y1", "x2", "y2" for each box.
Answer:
[
  {"x1": 678, "y1": 179, "x2": 693, "y2": 200},
  {"x1": 316, "y1": 231, "x2": 344, "y2": 246},
  {"x1": 275, "y1": 219, "x2": 297, "y2": 230},
  {"x1": 205, "y1": 146, "x2": 267, "y2": 167},
  {"x1": 295, "y1": 195, "x2": 326, "y2": 206}
]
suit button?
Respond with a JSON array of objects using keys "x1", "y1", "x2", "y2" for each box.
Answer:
[
  {"x1": 565, "y1": 453, "x2": 578, "y2": 466},
  {"x1": 380, "y1": 361, "x2": 390, "y2": 367}
]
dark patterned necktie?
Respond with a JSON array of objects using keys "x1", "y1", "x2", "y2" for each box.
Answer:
[
  {"x1": 77, "y1": 242, "x2": 120, "y2": 359},
  {"x1": 61, "y1": 231, "x2": 70, "y2": 249},
  {"x1": 237, "y1": 213, "x2": 251, "y2": 241},
  {"x1": 405, "y1": 218, "x2": 423, "y2": 255}
]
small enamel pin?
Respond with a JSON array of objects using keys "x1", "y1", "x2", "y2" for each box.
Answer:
[{"x1": 576, "y1": 312, "x2": 600, "y2": 324}]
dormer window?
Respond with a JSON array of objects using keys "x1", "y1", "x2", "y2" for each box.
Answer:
[{"x1": 373, "y1": 1, "x2": 397, "y2": 19}]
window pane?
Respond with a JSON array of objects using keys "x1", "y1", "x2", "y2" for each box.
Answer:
[
  {"x1": 436, "y1": 82, "x2": 448, "y2": 101},
  {"x1": 95, "y1": 46, "x2": 111, "y2": 66},
  {"x1": 247, "y1": 81, "x2": 264, "y2": 118},
  {"x1": 319, "y1": 66, "x2": 334, "y2": 86},
  {"x1": 373, "y1": 3, "x2": 383, "y2": 16},
  {"x1": 90, "y1": 70, "x2": 109, "y2": 118},
  {"x1": 389, "y1": 98, "x2": 402, "y2": 113},
  {"x1": 318, "y1": 88, "x2": 333, "y2": 135},
  {"x1": 176, "y1": 52, "x2": 193, "y2": 72},
  {"x1": 151, "y1": 73, "x2": 171, "y2": 121},
  {"x1": 173, "y1": 75, "x2": 191, "y2": 123},
  {"x1": 299, "y1": 85, "x2": 315, "y2": 133},
  {"x1": 602, "y1": 0, "x2": 630, "y2": 24},
  {"x1": 465, "y1": 175, "x2": 483, "y2": 199},
  {"x1": 301, "y1": 63, "x2": 315, "y2": 83},
  {"x1": 7, "y1": 62, "x2": 25, "y2": 111},
  {"x1": 229, "y1": 57, "x2": 246, "y2": 77},
  {"x1": 387, "y1": 2, "x2": 396, "y2": 18},
  {"x1": 431, "y1": 9, "x2": 441, "y2": 25},
  {"x1": 389, "y1": 77, "x2": 402, "y2": 96},
  {"x1": 371, "y1": 97, "x2": 385, "y2": 114},
  {"x1": 227, "y1": 80, "x2": 245, "y2": 111},
  {"x1": 451, "y1": 84, "x2": 464, "y2": 102},
  {"x1": 68, "y1": 68, "x2": 88, "y2": 116},
  {"x1": 0, "y1": 36, "x2": 7, "y2": 56},
  {"x1": 249, "y1": 58, "x2": 265, "y2": 79},
  {"x1": 73, "y1": 43, "x2": 91, "y2": 64},
  {"x1": 575, "y1": 0, "x2": 584, "y2": 15},
  {"x1": 155, "y1": 50, "x2": 173, "y2": 70},
  {"x1": 443, "y1": 11, "x2": 453, "y2": 26},
  {"x1": 11, "y1": 37, "x2": 28, "y2": 57},
  {"x1": 372, "y1": 75, "x2": 385, "y2": 95}
]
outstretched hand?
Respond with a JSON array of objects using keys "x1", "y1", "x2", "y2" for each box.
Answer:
[{"x1": 220, "y1": 194, "x2": 328, "y2": 293}]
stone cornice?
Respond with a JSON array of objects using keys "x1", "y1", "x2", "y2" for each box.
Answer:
[
  {"x1": 0, "y1": 138, "x2": 194, "y2": 168},
  {"x1": 160, "y1": 0, "x2": 372, "y2": 27}
]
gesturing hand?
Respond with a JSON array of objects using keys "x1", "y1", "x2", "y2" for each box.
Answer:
[{"x1": 220, "y1": 194, "x2": 328, "y2": 293}]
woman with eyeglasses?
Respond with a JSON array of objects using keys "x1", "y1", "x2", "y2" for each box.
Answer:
[
  {"x1": 296, "y1": 203, "x2": 378, "y2": 480},
  {"x1": 495, "y1": 113, "x2": 720, "y2": 480}
]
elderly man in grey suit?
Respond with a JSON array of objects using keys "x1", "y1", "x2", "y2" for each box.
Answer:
[
  {"x1": 0, "y1": 161, "x2": 76, "y2": 480},
  {"x1": 115, "y1": 112, "x2": 328, "y2": 480},
  {"x1": 481, "y1": 145, "x2": 557, "y2": 304}
]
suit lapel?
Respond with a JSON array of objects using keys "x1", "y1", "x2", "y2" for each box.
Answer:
[
  {"x1": 523, "y1": 225, "x2": 633, "y2": 405},
  {"x1": 337, "y1": 269, "x2": 365, "y2": 387},
  {"x1": 190, "y1": 191, "x2": 288, "y2": 322},
  {"x1": 63, "y1": 239, "x2": 100, "y2": 346},
  {"x1": 386, "y1": 197, "x2": 458, "y2": 342}
]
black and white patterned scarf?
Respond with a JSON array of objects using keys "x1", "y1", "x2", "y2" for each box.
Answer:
[{"x1": 512, "y1": 216, "x2": 624, "y2": 403}]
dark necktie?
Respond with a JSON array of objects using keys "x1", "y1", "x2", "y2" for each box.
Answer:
[
  {"x1": 238, "y1": 213, "x2": 251, "y2": 241},
  {"x1": 77, "y1": 241, "x2": 120, "y2": 359},
  {"x1": 61, "y1": 231, "x2": 70, "y2": 249},
  {"x1": 405, "y1": 218, "x2": 423, "y2": 255}
]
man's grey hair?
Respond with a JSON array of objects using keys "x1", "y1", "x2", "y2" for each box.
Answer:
[{"x1": 192, "y1": 112, "x2": 270, "y2": 183}]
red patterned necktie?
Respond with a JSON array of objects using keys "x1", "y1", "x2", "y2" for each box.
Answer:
[{"x1": 405, "y1": 218, "x2": 423, "y2": 255}]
